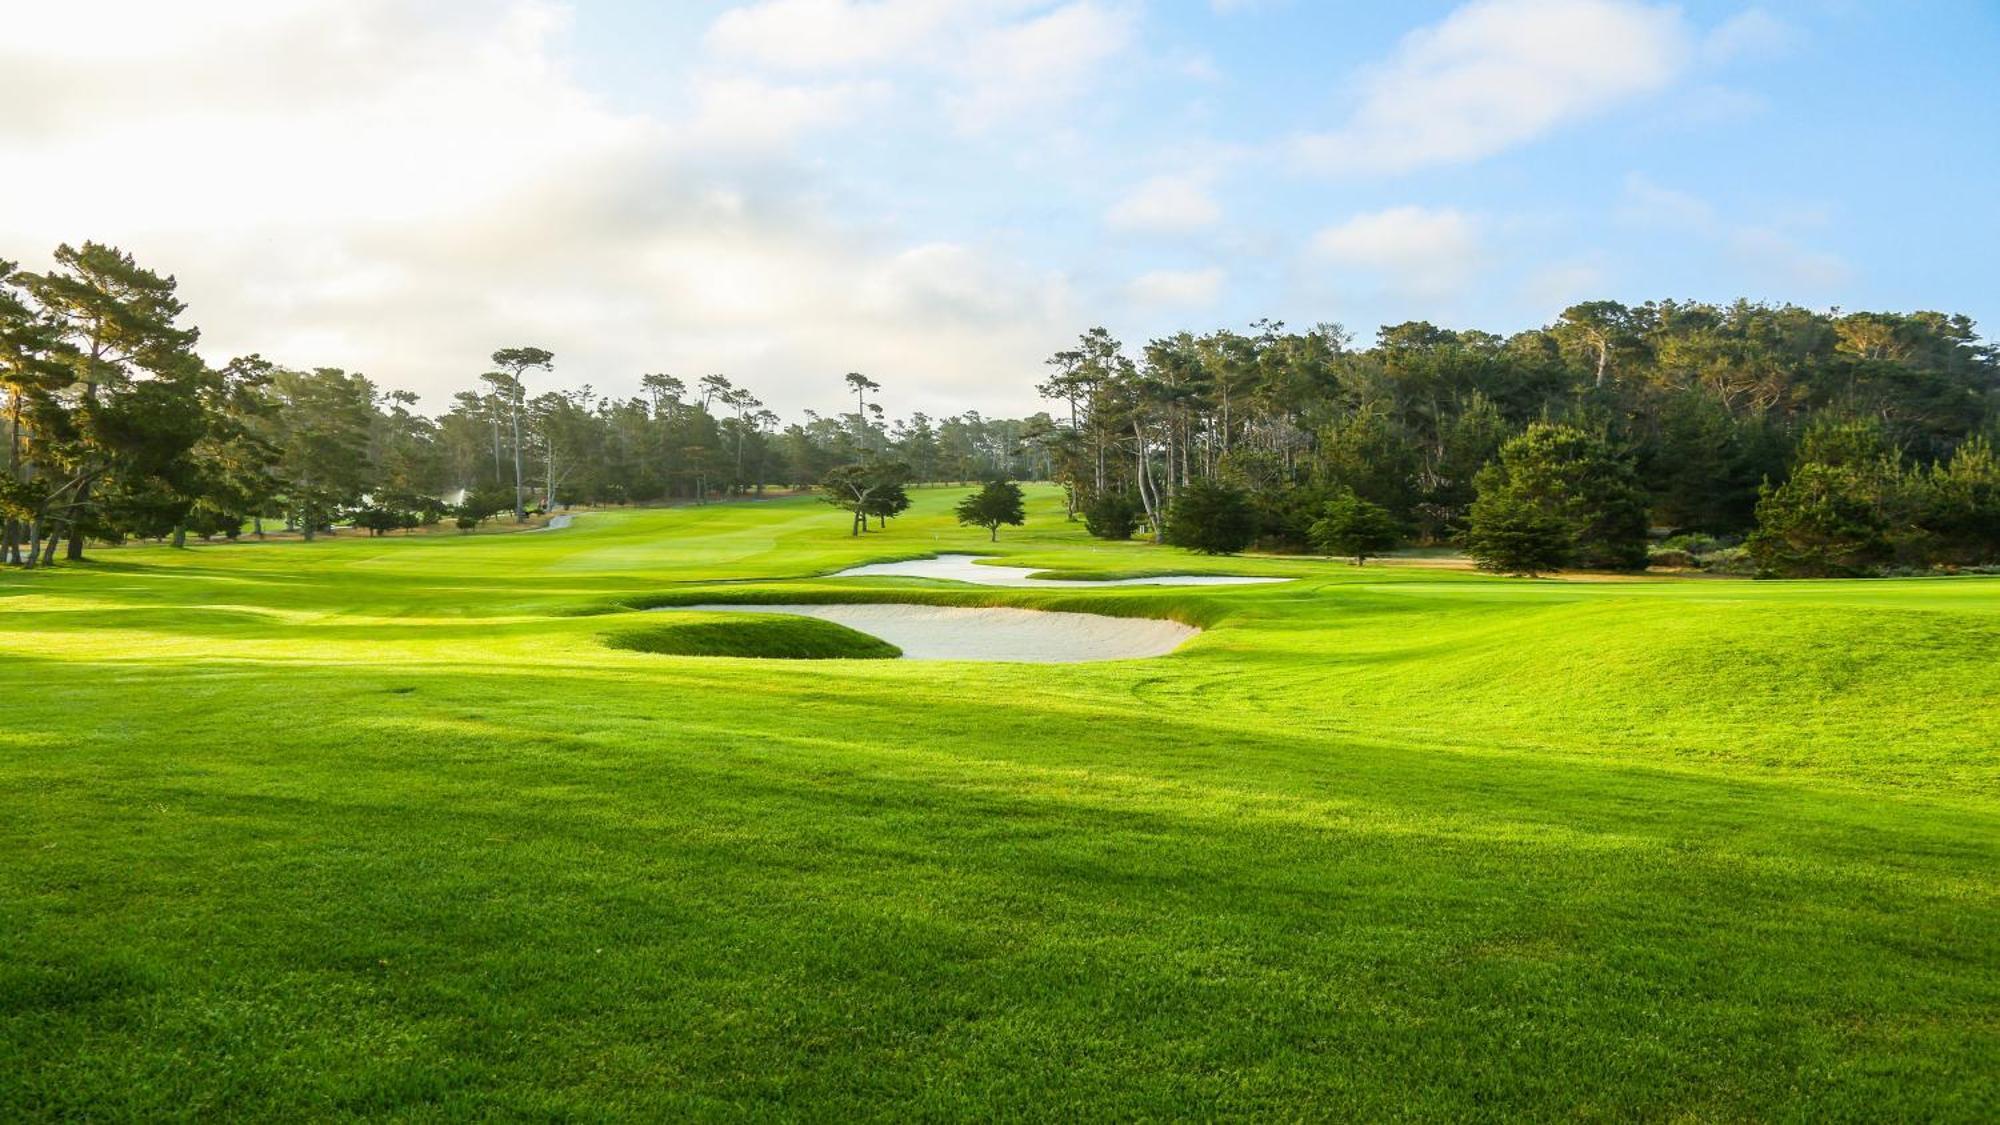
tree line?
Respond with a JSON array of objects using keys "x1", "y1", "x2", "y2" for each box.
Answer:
[
  {"x1": 6, "y1": 240, "x2": 1993, "y2": 577},
  {"x1": 0, "y1": 242, "x2": 1053, "y2": 565},
  {"x1": 1026, "y1": 305, "x2": 1998, "y2": 576}
]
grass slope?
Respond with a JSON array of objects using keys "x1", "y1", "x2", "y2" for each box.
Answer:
[{"x1": 2, "y1": 486, "x2": 1995, "y2": 1119}]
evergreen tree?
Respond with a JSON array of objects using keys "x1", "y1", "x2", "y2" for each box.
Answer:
[
  {"x1": 821, "y1": 461, "x2": 912, "y2": 536},
  {"x1": 1310, "y1": 490, "x2": 1401, "y2": 565},
  {"x1": 1746, "y1": 463, "x2": 1897, "y2": 577},
  {"x1": 954, "y1": 479, "x2": 1026, "y2": 541},
  {"x1": 1463, "y1": 490, "x2": 1573, "y2": 576},
  {"x1": 1083, "y1": 492, "x2": 1141, "y2": 541},
  {"x1": 1166, "y1": 479, "x2": 1256, "y2": 555},
  {"x1": 1468, "y1": 423, "x2": 1650, "y2": 571}
]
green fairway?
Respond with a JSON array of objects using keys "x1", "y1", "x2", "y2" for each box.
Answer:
[{"x1": 3, "y1": 485, "x2": 1996, "y2": 1119}]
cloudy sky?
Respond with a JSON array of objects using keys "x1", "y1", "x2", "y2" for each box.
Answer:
[{"x1": 3, "y1": 1, "x2": 1995, "y2": 418}]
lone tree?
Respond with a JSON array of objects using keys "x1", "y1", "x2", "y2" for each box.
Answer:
[
  {"x1": 1165, "y1": 478, "x2": 1255, "y2": 555},
  {"x1": 955, "y1": 480, "x2": 1025, "y2": 541},
  {"x1": 1463, "y1": 491, "x2": 1572, "y2": 576},
  {"x1": 1310, "y1": 490, "x2": 1400, "y2": 565},
  {"x1": 820, "y1": 460, "x2": 911, "y2": 536},
  {"x1": 489, "y1": 347, "x2": 553, "y2": 520}
]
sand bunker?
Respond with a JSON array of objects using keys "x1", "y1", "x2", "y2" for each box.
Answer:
[
  {"x1": 663, "y1": 603, "x2": 1198, "y2": 663},
  {"x1": 830, "y1": 553, "x2": 1288, "y2": 587}
]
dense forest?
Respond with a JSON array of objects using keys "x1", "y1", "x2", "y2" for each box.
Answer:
[
  {"x1": 1033, "y1": 308, "x2": 1999, "y2": 575},
  {"x1": 4, "y1": 241, "x2": 1996, "y2": 576}
]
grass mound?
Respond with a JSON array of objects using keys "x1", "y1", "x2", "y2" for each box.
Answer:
[{"x1": 605, "y1": 613, "x2": 902, "y2": 660}]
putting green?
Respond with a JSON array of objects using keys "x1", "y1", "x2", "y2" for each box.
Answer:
[{"x1": 2, "y1": 485, "x2": 1995, "y2": 1119}]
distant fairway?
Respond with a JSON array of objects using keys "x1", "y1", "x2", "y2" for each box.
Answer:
[{"x1": 3, "y1": 485, "x2": 1995, "y2": 1119}]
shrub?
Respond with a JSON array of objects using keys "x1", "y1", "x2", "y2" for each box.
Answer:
[
  {"x1": 1083, "y1": 493, "x2": 1142, "y2": 541},
  {"x1": 1165, "y1": 479, "x2": 1256, "y2": 555},
  {"x1": 1700, "y1": 546, "x2": 1758, "y2": 576}
]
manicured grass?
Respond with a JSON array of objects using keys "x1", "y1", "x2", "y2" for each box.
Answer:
[{"x1": 2, "y1": 485, "x2": 1995, "y2": 1119}]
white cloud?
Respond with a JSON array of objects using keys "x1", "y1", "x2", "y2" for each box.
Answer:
[
  {"x1": 704, "y1": 0, "x2": 964, "y2": 71},
  {"x1": 949, "y1": 2, "x2": 1136, "y2": 130},
  {"x1": 0, "y1": 0, "x2": 1078, "y2": 417},
  {"x1": 1310, "y1": 206, "x2": 1481, "y2": 297},
  {"x1": 1127, "y1": 267, "x2": 1225, "y2": 308},
  {"x1": 1106, "y1": 174, "x2": 1222, "y2": 234},
  {"x1": 701, "y1": 0, "x2": 1137, "y2": 132},
  {"x1": 683, "y1": 74, "x2": 891, "y2": 152},
  {"x1": 1294, "y1": 0, "x2": 1692, "y2": 174}
]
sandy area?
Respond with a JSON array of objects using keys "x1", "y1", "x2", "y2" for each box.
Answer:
[
  {"x1": 667, "y1": 603, "x2": 1200, "y2": 663},
  {"x1": 830, "y1": 553, "x2": 1289, "y2": 588}
]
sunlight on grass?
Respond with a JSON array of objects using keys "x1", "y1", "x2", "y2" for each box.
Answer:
[{"x1": 2, "y1": 485, "x2": 1995, "y2": 1118}]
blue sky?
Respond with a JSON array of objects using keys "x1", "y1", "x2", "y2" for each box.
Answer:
[{"x1": 3, "y1": 1, "x2": 1995, "y2": 416}]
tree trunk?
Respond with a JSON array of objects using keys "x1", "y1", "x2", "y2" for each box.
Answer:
[
  {"x1": 172, "y1": 524, "x2": 186, "y2": 549},
  {"x1": 64, "y1": 481, "x2": 89, "y2": 560},
  {"x1": 510, "y1": 403, "x2": 525, "y2": 520}
]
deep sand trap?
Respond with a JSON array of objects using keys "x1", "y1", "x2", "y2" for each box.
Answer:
[
  {"x1": 665, "y1": 603, "x2": 1198, "y2": 662},
  {"x1": 832, "y1": 553, "x2": 1290, "y2": 587}
]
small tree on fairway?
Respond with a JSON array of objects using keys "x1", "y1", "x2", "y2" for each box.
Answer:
[
  {"x1": 820, "y1": 461, "x2": 911, "y2": 536},
  {"x1": 1165, "y1": 478, "x2": 1255, "y2": 555},
  {"x1": 1310, "y1": 490, "x2": 1401, "y2": 565},
  {"x1": 1464, "y1": 490, "x2": 1572, "y2": 576},
  {"x1": 1083, "y1": 492, "x2": 1141, "y2": 540},
  {"x1": 864, "y1": 480, "x2": 911, "y2": 529},
  {"x1": 955, "y1": 480, "x2": 1025, "y2": 541}
]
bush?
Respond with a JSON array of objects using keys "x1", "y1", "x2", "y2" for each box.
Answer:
[
  {"x1": 1700, "y1": 546, "x2": 1757, "y2": 576},
  {"x1": 1647, "y1": 548, "x2": 1696, "y2": 569},
  {"x1": 1165, "y1": 479, "x2": 1257, "y2": 555},
  {"x1": 1083, "y1": 493, "x2": 1142, "y2": 540},
  {"x1": 352, "y1": 506, "x2": 404, "y2": 536}
]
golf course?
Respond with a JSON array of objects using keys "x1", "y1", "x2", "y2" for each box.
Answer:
[{"x1": 3, "y1": 485, "x2": 1995, "y2": 1119}]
